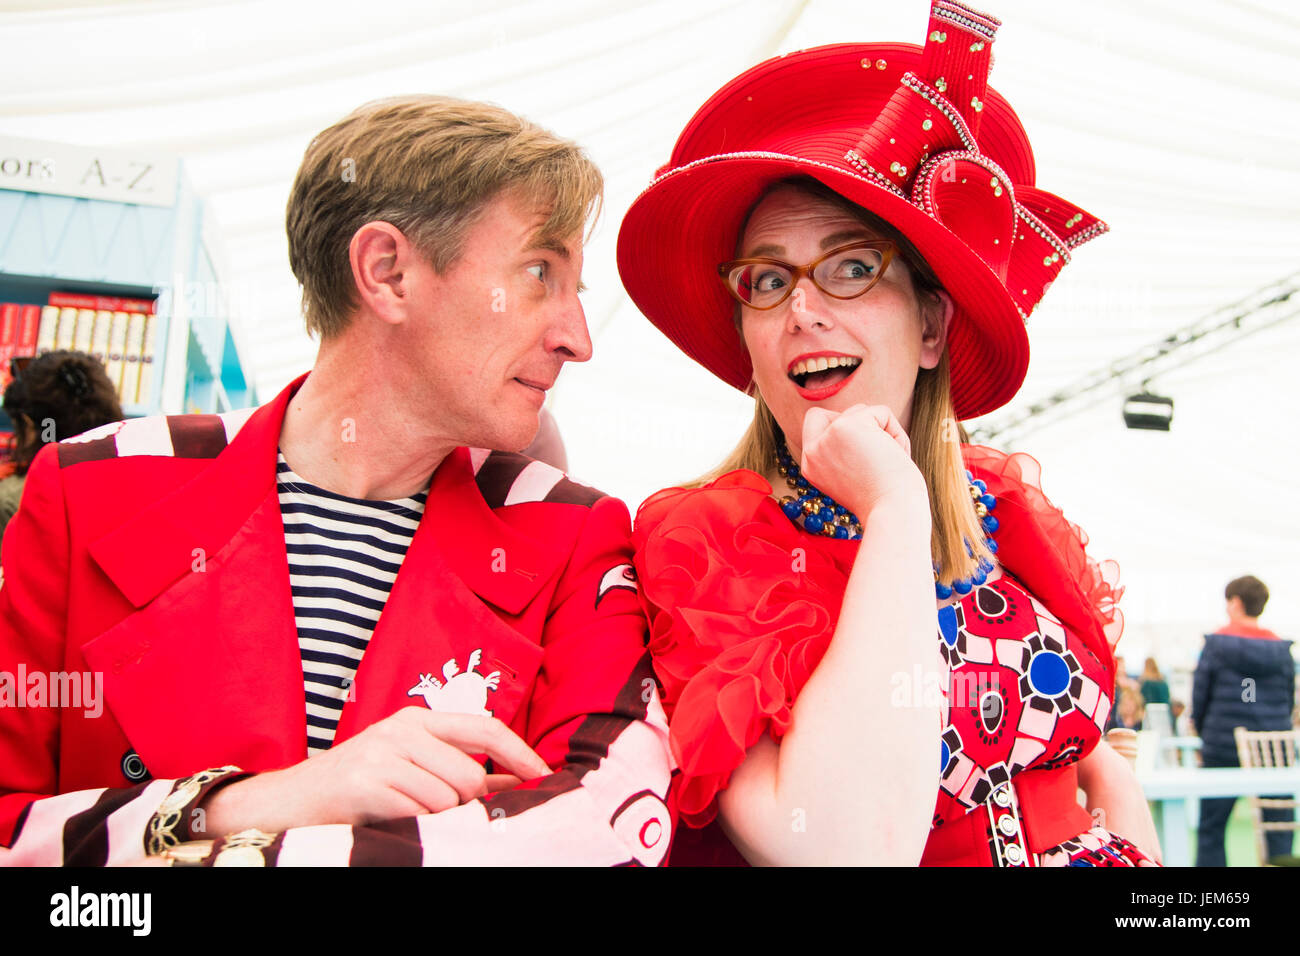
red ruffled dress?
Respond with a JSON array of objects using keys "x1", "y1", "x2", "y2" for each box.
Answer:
[{"x1": 632, "y1": 445, "x2": 1152, "y2": 866}]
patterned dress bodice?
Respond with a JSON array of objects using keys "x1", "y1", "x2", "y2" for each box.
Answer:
[{"x1": 933, "y1": 571, "x2": 1113, "y2": 828}]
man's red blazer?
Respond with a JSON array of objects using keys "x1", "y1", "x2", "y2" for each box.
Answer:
[{"x1": 0, "y1": 374, "x2": 674, "y2": 865}]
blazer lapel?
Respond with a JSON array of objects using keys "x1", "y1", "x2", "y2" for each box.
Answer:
[
  {"x1": 81, "y1": 376, "x2": 309, "y2": 776},
  {"x1": 334, "y1": 447, "x2": 571, "y2": 740}
]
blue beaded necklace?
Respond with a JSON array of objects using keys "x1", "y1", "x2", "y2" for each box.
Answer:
[{"x1": 774, "y1": 440, "x2": 1000, "y2": 599}]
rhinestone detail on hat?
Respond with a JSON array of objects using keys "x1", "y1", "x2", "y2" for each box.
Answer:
[
  {"x1": 843, "y1": 149, "x2": 909, "y2": 197},
  {"x1": 900, "y1": 73, "x2": 979, "y2": 152},
  {"x1": 1017, "y1": 206, "x2": 1073, "y2": 262},
  {"x1": 1066, "y1": 221, "x2": 1108, "y2": 247},
  {"x1": 643, "y1": 150, "x2": 882, "y2": 193},
  {"x1": 910, "y1": 149, "x2": 1018, "y2": 217},
  {"x1": 933, "y1": 0, "x2": 1001, "y2": 40}
]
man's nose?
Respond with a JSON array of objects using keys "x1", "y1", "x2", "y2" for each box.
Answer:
[{"x1": 550, "y1": 295, "x2": 593, "y2": 363}]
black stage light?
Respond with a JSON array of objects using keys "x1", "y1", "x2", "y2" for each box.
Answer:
[{"x1": 1122, "y1": 391, "x2": 1174, "y2": 431}]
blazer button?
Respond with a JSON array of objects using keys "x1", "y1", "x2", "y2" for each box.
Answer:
[{"x1": 121, "y1": 749, "x2": 150, "y2": 782}]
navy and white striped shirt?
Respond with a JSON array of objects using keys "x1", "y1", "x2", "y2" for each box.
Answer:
[{"x1": 276, "y1": 452, "x2": 428, "y2": 755}]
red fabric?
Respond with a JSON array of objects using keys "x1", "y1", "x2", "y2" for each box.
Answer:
[
  {"x1": 633, "y1": 445, "x2": 1122, "y2": 833},
  {"x1": 1213, "y1": 624, "x2": 1280, "y2": 640},
  {"x1": 963, "y1": 445, "x2": 1123, "y2": 672},
  {"x1": 0, "y1": 376, "x2": 673, "y2": 864},
  {"x1": 633, "y1": 470, "x2": 854, "y2": 826},
  {"x1": 616, "y1": 3, "x2": 1108, "y2": 421}
]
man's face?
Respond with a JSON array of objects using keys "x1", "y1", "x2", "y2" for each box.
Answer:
[{"x1": 400, "y1": 190, "x2": 591, "y2": 453}]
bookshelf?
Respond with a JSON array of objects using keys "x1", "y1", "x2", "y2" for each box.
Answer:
[{"x1": 0, "y1": 133, "x2": 257, "y2": 433}]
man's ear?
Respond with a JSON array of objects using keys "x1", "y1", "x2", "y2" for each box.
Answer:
[
  {"x1": 348, "y1": 221, "x2": 411, "y2": 326},
  {"x1": 919, "y1": 288, "x2": 954, "y2": 370}
]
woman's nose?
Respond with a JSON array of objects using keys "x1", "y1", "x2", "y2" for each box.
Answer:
[{"x1": 784, "y1": 275, "x2": 834, "y2": 333}]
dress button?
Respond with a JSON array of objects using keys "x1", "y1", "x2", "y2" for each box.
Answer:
[
  {"x1": 992, "y1": 786, "x2": 1012, "y2": 808},
  {"x1": 1004, "y1": 843, "x2": 1024, "y2": 865},
  {"x1": 999, "y1": 815, "x2": 1019, "y2": 837}
]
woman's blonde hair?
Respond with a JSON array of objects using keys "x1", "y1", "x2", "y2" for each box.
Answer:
[{"x1": 691, "y1": 176, "x2": 993, "y2": 585}]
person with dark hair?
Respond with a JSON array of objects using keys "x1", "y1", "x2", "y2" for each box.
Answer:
[
  {"x1": 1192, "y1": 575, "x2": 1296, "y2": 865},
  {"x1": 0, "y1": 351, "x2": 123, "y2": 542},
  {"x1": 1226, "y1": 575, "x2": 1270, "y2": 620}
]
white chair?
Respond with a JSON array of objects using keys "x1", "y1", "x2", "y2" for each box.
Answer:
[{"x1": 1233, "y1": 727, "x2": 1300, "y2": 866}]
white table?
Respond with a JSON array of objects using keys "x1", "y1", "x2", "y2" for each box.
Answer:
[{"x1": 1137, "y1": 766, "x2": 1300, "y2": 866}]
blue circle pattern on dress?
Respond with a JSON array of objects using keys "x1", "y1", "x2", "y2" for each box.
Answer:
[
  {"x1": 1028, "y1": 650, "x2": 1071, "y2": 697},
  {"x1": 938, "y1": 604, "x2": 959, "y2": 647}
]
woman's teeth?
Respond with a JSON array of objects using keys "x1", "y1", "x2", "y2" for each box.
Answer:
[{"x1": 789, "y1": 355, "x2": 862, "y2": 388}]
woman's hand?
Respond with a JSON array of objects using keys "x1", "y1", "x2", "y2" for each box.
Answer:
[
  {"x1": 799, "y1": 404, "x2": 926, "y2": 518},
  {"x1": 1078, "y1": 740, "x2": 1163, "y2": 865}
]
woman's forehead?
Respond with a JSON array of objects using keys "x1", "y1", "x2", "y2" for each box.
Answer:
[{"x1": 740, "y1": 187, "x2": 885, "y2": 251}]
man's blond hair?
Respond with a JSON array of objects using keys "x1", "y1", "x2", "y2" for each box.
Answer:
[{"x1": 286, "y1": 95, "x2": 603, "y2": 338}]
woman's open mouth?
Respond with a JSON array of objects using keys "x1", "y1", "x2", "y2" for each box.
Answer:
[{"x1": 787, "y1": 354, "x2": 862, "y2": 399}]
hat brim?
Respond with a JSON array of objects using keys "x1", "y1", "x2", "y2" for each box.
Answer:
[{"x1": 617, "y1": 152, "x2": 1029, "y2": 421}]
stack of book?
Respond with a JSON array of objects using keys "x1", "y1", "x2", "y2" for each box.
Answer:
[
  {"x1": 0, "y1": 303, "x2": 44, "y2": 392},
  {"x1": 26, "y1": 293, "x2": 159, "y2": 407}
]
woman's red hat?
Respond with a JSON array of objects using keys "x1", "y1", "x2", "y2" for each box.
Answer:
[{"x1": 617, "y1": 0, "x2": 1107, "y2": 420}]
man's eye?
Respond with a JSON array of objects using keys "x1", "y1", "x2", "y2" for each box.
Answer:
[{"x1": 526, "y1": 263, "x2": 546, "y2": 282}]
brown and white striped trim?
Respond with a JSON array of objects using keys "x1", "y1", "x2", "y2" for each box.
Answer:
[
  {"x1": 472, "y1": 450, "x2": 604, "y2": 511},
  {"x1": 57, "y1": 407, "x2": 259, "y2": 470}
]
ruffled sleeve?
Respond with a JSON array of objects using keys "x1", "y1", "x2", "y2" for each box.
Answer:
[
  {"x1": 631, "y1": 471, "x2": 854, "y2": 827},
  {"x1": 963, "y1": 445, "x2": 1123, "y2": 677}
]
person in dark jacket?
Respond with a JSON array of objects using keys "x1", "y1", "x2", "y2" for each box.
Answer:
[{"x1": 1192, "y1": 575, "x2": 1296, "y2": 865}]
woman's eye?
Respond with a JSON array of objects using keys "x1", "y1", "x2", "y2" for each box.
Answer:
[
  {"x1": 754, "y1": 270, "x2": 787, "y2": 292},
  {"x1": 838, "y1": 259, "x2": 876, "y2": 279},
  {"x1": 526, "y1": 263, "x2": 546, "y2": 282}
]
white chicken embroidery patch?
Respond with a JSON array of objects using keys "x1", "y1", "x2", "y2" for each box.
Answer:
[{"x1": 408, "y1": 648, "x2": 501, "y2": 716}]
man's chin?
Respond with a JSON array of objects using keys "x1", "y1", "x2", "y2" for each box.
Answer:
[{"x1": 480, "y1": 415, "x2": 540, "y2": 456}]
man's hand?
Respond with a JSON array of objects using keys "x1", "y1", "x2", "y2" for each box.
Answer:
[
  {"x1": 199, "y1": 707, "x2": 551, "y2": 834},
  {"x1": 799, "y1": 404, "x2": 925, "y2": 519}
]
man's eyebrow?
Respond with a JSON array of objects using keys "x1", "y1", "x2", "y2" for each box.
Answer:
[{"x1": 528, "y1": 236, "x2": 571, "y2": 260}]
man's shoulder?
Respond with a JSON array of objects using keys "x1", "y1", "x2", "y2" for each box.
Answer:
[
  {"x1": 54, "y1": 407, "x2": 259, "y2": 470},
  {"x1": 1201, "y1": 630, "x2": 1295, "y2": 667},
  {"x1": 469, "y1": 448, "x2": 611, "y2": 511}
]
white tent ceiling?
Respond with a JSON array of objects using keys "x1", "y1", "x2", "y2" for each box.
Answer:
[{"x1": 3, "y1": 0, "x2": 1298, "y2": 671}]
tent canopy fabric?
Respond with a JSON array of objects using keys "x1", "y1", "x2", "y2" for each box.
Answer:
[{"x1": 3, "y1": 0, "x2": 1298, "y2": 665}]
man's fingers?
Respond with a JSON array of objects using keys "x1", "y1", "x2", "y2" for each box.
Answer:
[
  {"x1": 485, "y1": 774, "x2": 524, "y2": 792},
  {"x1": 402, "y1": 735, "x2": 492, "y2": 805},
  {"x1": 384, "y1": 760, "x2": 461, "y2": 816},
  {"x1": 417, "y1": 712, "x2": 551, "y2": 780}
]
